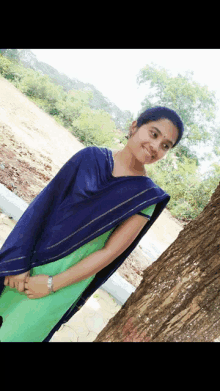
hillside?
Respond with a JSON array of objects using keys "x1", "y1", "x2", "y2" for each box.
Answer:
[
  {"x1": 0, "y1": 76, "x2": 184, "y2": 287},
  {"x1": 16, "y1": 49, "x2": 133, "y2": 132}
]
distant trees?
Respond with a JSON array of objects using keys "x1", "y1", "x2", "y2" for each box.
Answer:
[
  {"x1": 0, "y1": 52, "x2": 118, "y2": 149},
  {"x1": 1, "y1": 49, "x2": 133, "y2": 133}
]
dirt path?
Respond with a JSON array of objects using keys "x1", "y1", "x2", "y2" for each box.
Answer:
[{"x1": 0, "y1": 76, "x2": 186, "y2": 287}]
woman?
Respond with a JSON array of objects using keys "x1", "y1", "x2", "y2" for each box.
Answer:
[{"x1": 0, "y1": 106, "x2": 184, "y2": 342}]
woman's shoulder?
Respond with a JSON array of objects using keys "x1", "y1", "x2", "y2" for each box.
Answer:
[
  {"x1": 98, "y1": 147, "x2": 121, "y2": 158},
  {"x1": 110, "y1": 149, "x2": 123, "y2": 158},
  {"x1": 111, "y1": 149, "x2": 119, "y2": 157}
]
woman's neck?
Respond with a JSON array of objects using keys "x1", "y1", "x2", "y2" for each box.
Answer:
[{"x1": 113, "y1": 149, "x2": 147, "y2": 177}]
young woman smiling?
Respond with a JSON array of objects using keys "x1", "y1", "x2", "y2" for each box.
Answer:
[{"x1": 0, "y1": 106, "x2": 184, "y2": 342}]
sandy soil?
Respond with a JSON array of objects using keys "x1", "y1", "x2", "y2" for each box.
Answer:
[{"x1": 0, "y1": 76, "x2": 186, "y2": 287}]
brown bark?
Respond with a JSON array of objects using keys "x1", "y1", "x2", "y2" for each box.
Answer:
[{"x1": 94, "y1": 182, "x2": 220, "y2": 342}]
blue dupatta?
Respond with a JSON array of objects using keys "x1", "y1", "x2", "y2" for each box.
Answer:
[{"x1": 0, "y1": 146, "x2": 170, "y2": 341}]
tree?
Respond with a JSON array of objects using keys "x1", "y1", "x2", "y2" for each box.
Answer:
[
  {"x1": 136, "y1": 64, "x2": 219, "y2": 163},
  {"x1": 72, "y1": 107, "x2": 117, "y2": 147},
  {"x1": 135, "y1": 63, "x2": 220, "y2": 221},
  {"x1": 94, "y1": 181, "x2": 220, "y2": 342}
]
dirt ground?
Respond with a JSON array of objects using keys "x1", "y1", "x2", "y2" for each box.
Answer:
[{"x1": 0, "y1": 76, "x2": 186, "y2": 287}]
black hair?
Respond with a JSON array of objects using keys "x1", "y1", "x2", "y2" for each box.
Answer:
[{"x1": 127, "y1": 106, "x2": 184, "y2": 148}]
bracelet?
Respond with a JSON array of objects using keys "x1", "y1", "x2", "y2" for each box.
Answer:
[{"x1": 47, "y1": 276, "x2": 54, "y2": 294}]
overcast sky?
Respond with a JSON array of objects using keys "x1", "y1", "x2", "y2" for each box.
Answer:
[{"x1": 31, "y1": 49, "x2": 220, "y2": 173}]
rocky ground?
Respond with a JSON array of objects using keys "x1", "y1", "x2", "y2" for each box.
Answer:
[{"x1": 0, "y1": 76, "x2": 186, "y2": 287}]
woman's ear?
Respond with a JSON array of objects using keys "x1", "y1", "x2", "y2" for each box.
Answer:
[
  {"x1": 131, "y1": 120, "x2": 138, "y2": 130},
  {"x1": 129, "y1": 121, "x2": 138, "y2": 137}
]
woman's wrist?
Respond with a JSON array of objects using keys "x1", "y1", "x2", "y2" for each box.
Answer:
[
  {"x1": 52, "y1": 273, "x2": 65, "y2": 292},
  {"x1": 47, "y1": 276, "x2": 54, "y2": 293}
]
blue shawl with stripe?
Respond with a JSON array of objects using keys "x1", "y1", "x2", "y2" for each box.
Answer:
[{"x1": 0, "y1": 146, "x2": 170, "y2": 341}]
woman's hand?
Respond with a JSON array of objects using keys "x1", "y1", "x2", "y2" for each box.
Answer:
[
  {"x1": 4, "y1": 271, "x2": 30, "y2": 292},
  {"x1": 24, "y1": 275, "x2": 51, "y2": 299}
]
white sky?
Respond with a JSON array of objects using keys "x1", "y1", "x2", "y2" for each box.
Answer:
[{"x1": 31, "y1": 49, "x2": 220, "y2": 173}]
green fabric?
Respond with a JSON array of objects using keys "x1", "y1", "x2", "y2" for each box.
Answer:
[
  {"x1": 139, "y1": 203, "x2": 156, "y2": 217},
  {"x1": 0, "y1": 204, "x2": 156, "y2": 342}
]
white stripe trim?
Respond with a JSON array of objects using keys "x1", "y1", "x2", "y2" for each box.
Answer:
[
  {"x1": 0, "y1": 255, "x2": 26, "y2": 265},
  {"x1": 31, "y1": 194, "x2": 160, "y2": 264},
  {"x1": 0, "y1": 192, "x2": 161, "y2": 270},
  {"x1": 46, "y1": 187, "x2": 159, "y2": 250}
]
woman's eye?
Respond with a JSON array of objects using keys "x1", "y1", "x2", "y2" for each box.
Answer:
[{"x1": 150, "y1": 131, "x2": 169, "y2": 150}]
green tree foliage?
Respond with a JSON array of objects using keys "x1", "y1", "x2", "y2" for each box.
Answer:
[
  {"x1": 0, "y1": 53, "x2": 119, "y2": 150},
  {"x1": 146, "y1": 152, "x2": 217, "y2": 221},
  {"x1": 58, "y1": 89, "x2": 93, "y2": 124},
  {"x1": 137, "y1": 64, "x2": 218, "y2": 155},
  {"x1": 0, "y1": 55, "x2": 13, "y2": 76},
  {"x1": 137, "y1": 63, "x2": 220, "y2": 221},
  {"x1": 72, "y1": 107, "x2": 117, "y2": 147},
  {"x1": 15, "y1": 49, "x2": 132, "y2": 132}
]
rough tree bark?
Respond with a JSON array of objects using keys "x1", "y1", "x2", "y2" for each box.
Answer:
[{"x1": 94, "y1": 182, "x2": 220, "y2": 342}]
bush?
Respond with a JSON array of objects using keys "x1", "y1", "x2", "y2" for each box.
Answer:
[
  {"x1": 145, "y1": 151, "x2": 215, "y2": 221},
  {"x1": 71, "y1": 108, "x2": 117, "y2": 147},
  {"x1": 0, "y1": 54, "x2": 12, "y2": 76},
  {"x1": 54, "y1": 97, "x2": 82, "y2": 127},
  {"x1": 170, "y1": 199, "x2": 198, "y2": 220},
  {"x1": 28, "y1": 96, "x2": 52, "y2": 112}
]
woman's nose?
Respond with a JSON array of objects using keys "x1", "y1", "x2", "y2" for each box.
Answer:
[{"x1": 149, "y1": 143, "x2": 158, "y2": 158}]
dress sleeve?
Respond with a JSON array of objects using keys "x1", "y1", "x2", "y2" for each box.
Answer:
[{"x1": 136, "y1": 203, "x2": 156, "y2": 220}]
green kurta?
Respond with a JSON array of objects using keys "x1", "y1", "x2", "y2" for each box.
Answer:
[{"x1": 0, "y1": 204, "x2": 156, "y2": 342}]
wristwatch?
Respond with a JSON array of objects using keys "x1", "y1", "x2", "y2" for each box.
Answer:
[{"x1": 47, "y1": 276, "x2": 54, "y2": 294}]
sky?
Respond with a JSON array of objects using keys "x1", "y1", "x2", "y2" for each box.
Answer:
[{"x1": 31, "y1": 49, "x2": 220, "y2": 173}]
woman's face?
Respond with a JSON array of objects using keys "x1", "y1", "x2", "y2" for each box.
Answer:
[{"x1": 128, "y1": 118, "x2": 179, "y2": 165}]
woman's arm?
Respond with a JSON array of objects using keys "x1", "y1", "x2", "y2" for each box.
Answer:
[
  {"x1": 24, "y1": 214, "x2": 149, "y2": 298},
  {"x1": 53, "y1": 248, "x2": 113, "y2": 291},
  {"x1": 24, "y1": 250, "x2": 115, "y2": 299},
  {"x1": 53, "y1": 214, "x2": 148, "y2": 292}
]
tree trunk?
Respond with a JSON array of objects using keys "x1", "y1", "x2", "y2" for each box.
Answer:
[{"x1": 94, "y1": 182, "x2": 220, "y2": 342}]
